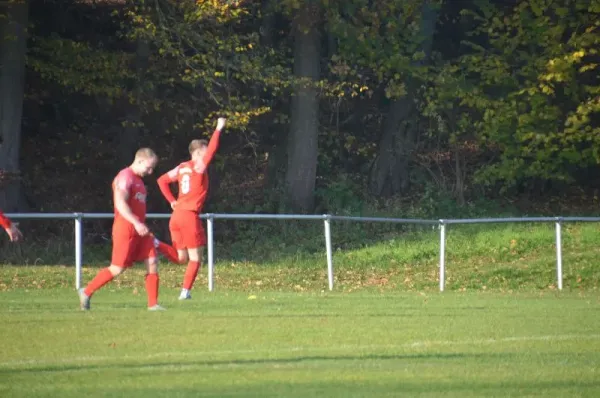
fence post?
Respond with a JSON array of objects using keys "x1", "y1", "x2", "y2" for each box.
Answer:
[
  {"x1": 439, "y1": 219, "x2": 446, "y2": 292},
  {"x1": 74, "y1": 213, "x2": 83, "y2": 290},
  {"x1": 324, "y1": 215, "x2": 334, "y2": 291},
  {"x1": 207, "y1": 214, "x2": 215, "y2": 292},
  {"x1": 555, "y1": 217, "x2": 563, "y2": 290}
]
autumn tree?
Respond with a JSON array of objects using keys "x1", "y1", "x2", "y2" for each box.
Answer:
[
  {"x1": 437, "y1": 0, "x2": 600, "y2": 191},
  {"x1": 370, "y1": 0, "x2": 439, "y2": 197},
  {"x1": 325, "y1": 0, "x2": 441, "y2": 197}
]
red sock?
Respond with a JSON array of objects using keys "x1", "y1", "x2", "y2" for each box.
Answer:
[
  {"x1": 146, "y1": 273, "x2": 159, "y2": 307},
  {"x1": 156, "y1": 241, "x2": 181, "y2": 264},
  {"x1": 182, "y1": 261, "x2": 200, "y2": 290},
  {"x1": 84, "y1": 268, "x2": 114, "y2": 297}
]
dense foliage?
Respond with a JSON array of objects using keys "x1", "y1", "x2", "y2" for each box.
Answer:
[{"x1": 1, "y1": 0, "x2": 599, "y2": 218}]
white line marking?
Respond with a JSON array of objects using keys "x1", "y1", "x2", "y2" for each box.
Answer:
[{"x1": 1, "y1": 334, "x2": 599, "y2": 368}]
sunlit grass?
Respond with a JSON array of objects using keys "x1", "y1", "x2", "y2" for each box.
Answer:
[
  {"x1": 0, "y1": 289, "x2": 599, "y2": 397},
  {"x1": 2, "y1": 222, "x2": 599, "y2": 293}
]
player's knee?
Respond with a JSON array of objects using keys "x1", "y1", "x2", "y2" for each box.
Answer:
[
  {"x1": 108, "y1": 265, "x2": 125, "y2": 276},
  {"x1": 177, "y1": 250, "x2": 188, "y2": 263},
  {"x1": 146, "y1": 258, "x2": 159, "y2": 274},
  {"x1": 188, "y1": 247, "x2": 200, "y2": 262}
]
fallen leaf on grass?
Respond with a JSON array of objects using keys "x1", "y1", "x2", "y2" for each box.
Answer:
[{"x1": 366, "y1": 277, "x2": 388, "y2": 287}]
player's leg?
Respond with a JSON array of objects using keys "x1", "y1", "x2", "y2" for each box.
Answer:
[
  {"x1": 177, "y1": 248, "x2": 189, "y2": 263},
  {"x1": 170, "y1": 212, "x2": 189, "y2": 263},
  {"x1": 178, "y1": 217, "x2": 205, "y2": 300},
  {"x1": 154, "y1": 238, "x2": 184, "y2": 264},
  {"x1": 139, "y1": 236, "x2": 165, "y2": 311},
  {"x1": 178, "y1": 247, "x2": 202, "y2": 300},
  {"x1": 144, "y1": 257, "x2": 165, "y2": 311},
  {"x1": 79, "y1": 265, "x2": 127, "y2": 311},
  {"x1": 79, "y1": 232, "x2": 134, "y2": 310},
  {"x1": 154, "y1": 214, "x2": 187, "y2": 264}
]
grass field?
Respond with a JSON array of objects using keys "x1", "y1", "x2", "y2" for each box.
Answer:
[
  {"x1": 1, "y1": 290, "x2": 599, "y2": 397},
  {"x1": 1, "y1": 222, "x2": 600, "y2": 396}
]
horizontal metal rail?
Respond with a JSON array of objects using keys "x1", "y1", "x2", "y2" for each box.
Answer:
[
  {"x1": 5, "y1": 212, "x2": 599, "y2": 293},
  {"x1": 330, "y1": 215, "x2": 438, "y2": 225}
]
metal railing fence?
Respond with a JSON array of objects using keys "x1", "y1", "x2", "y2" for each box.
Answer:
[{"x1": 6, "y1": 213, "x2": 599, "y2": 292}]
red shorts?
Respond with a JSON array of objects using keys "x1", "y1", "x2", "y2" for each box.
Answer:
[
  {"x1": 111, "y1": 224, "x2": 157, "y2": 268},
  {"x1": 169, "y1": 209, "x2": 206, "y2": 249}
]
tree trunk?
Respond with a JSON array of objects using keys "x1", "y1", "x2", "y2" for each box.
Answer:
[
  {"x1": 368, "y1": 1, "x2": 439, "y2": 197},
  {"x1": 454, "y1": 145, "x2": 466, "y2": 206},
  {"x1": 369, "y1": 100, "x2": 418, "y2": 196},
  {"x1": 260, "y1": 0, "x2": 287, "y2": 192},
  {"x1": 260, "y1": 0, "x2": 275, "y2": 48},
  {"x1": 118, "y1": 38, "x2": 149, "y2": 164},
  {"x1": 0, "y1": 1, "x2": 29, "y2": 212},
  {"x1": 265, "y1": 141, "x2": 288, "y2": 190},
  {"x1": 285, "y1": 4, "x2": 321, "y2": 212}
]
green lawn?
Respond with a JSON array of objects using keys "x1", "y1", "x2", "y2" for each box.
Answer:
[
  {"x1": 1, "y1": 222, "x2": 600, "y2": 396},
  {"x1": 0, "y1": 290, "x2": 599, "y2": 397}
]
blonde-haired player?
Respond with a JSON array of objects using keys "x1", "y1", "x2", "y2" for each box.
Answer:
[
  {"x1": 155, "y1": 118, "x2": 226, "y2": 300},
  {"x1": 79, "y1": 148, "x2": 165, "y2": 311}
]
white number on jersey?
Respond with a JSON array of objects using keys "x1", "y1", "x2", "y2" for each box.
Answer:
[{"x1": 180, "y1": 174, "x2": 191, "y2": 194}]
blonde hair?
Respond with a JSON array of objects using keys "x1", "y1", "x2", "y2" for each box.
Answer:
[
  {"x1": 188, "y1": 139, "x2": 208, "y2": 156},
  {"x1": 135, "y1": 148, "x2": 157, "y2": 161}
]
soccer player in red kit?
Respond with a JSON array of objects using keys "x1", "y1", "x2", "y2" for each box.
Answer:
[
  {"x1": 155, "y1": 117, "x2": 226, "y2": 300},
  {"x1": 78, "y1": 148, "x2": 165, "y2": 311},
  {"x1": 0, "y1": 211, "x2": 22, "y2": 242}
]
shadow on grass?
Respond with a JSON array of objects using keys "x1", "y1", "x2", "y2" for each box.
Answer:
[
  {"x1": 0, "y1": 311, "x2": 483, "y2": 323},
  {"x1": 0, "y1": 351, "x2": 515, "y2": 375}
]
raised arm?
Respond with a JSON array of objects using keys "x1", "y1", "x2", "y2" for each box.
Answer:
[
  {"x1": 157, "y1": 166, "x2": 179, "y2": 207},
  {"x1": 202, "y1": 117, "x2": 226, "y2": 166}
]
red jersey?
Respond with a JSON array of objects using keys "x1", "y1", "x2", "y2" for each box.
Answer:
[
  {"x1": 0, "y1": 211, "x2": 11, "y2": 229},
  {"x1": 157, "y1": 129, "x2": 221, "y2": 213},
  {"x1": 112, "y1": 167, "x2": 147, "y2": 224}
]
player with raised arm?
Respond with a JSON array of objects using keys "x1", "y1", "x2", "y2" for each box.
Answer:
[
  {"x1": 78, "y1": 148, "x2": 165, "y2": 311},
  {"x1": 0, "y1": 211, "x2": 22, "y2": 242},
  {"x1": 155, "y1": 117, "x2": 226, "y2": 300}
]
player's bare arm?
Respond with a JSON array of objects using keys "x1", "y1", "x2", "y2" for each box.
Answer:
[
  {"x1": 157, "y1": 168, "x2": 178, "y2": 209},
  {"x1": 0, "y1": 212, "x2": 22, "y2": 242},
  {"x1": 114, "y1": 187, "x2": 149, "y2": 236},
  {"x1": 6, "y1": 223, "x2": 23, "y2": 242},
  {"x1": 200, "y1": 117, "x2": 226, "y2": 167}
]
